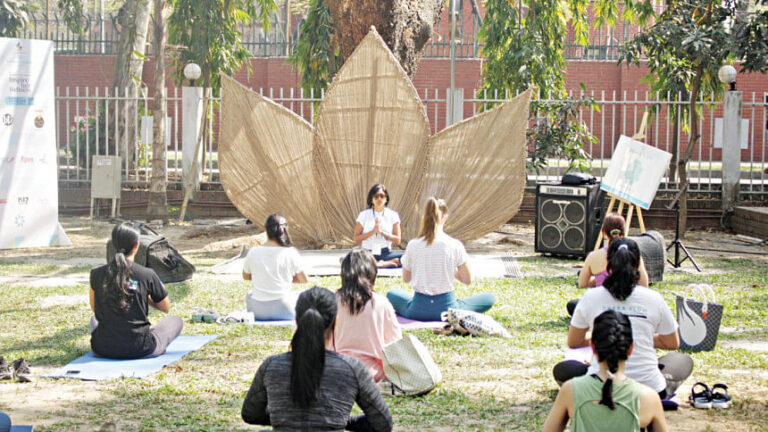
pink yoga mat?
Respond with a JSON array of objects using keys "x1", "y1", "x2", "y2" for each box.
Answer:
[{"x1": 396, "y1": 315, "x2": 445, "y2": 329}]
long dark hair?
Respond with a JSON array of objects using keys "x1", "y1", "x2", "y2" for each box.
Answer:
[
  {"x1": 419, "y1": 197, "x2": 448, "y2": 245},
  {"x1": 103, "y1": 223, "x2": 140, "y2": 313},
  {"x1": 366, "y1": 184, "x2": 390, "y2": 208},
  {"x1": 592, "y1": 310, "x2": 634, "y2": 410},
  {"x1": 603, "y1": 238, "x2": 641, "y2": 301},
  {"x1": 290, "y1": 286, "x2": 337, "y2": 408},
  {"x1": 265, "y1": 213, "x2": 293, "y2": 247},
  {"x1": 338, "y1": 249, "x2": 377, "y2": 315}
]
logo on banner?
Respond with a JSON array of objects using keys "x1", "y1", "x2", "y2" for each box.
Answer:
[
  {"x1": 17, "y1": 196, "x2": 29, "y2": 205},
  {"x1": 34, "y1": 113, "x2": 44, "y2": 128},
  {"x1": 2, "y1": 113, "x2": 12, "y2": 126},
  {"x1": 0, "y1": 198, "x2": 7, "y2": 205},
  {"x1": 20, "y1": 156, "x2": 34, "y2": 164},
  {"x1": 5, "y1": 96, "x2": 34, "y2": 106},
  {"x1": 8, "y1": 41, "x2": 31, "y2": 65},
  {"x1": 14, "y1": 215, "x2": 25, "y2": 228}
]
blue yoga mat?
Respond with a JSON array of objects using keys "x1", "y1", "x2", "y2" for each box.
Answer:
[
  {"x1": 10, "y1": 426, "x2": 34, "y2": 432},
  {"x1": 43, "y1": 335, "x2": 217, "y2": 381}
]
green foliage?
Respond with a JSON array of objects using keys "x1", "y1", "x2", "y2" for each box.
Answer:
[
  {"x1": 286, "y1": 0, "x2": 339, "y2": 97},
  {"x1": 56, "y1": 0, "x2": 87, "y2": 34},
  {"x1": 732, "y1": 4, "x2": 768, "y2": 73},
  {"x1": 528, "y1": 96, "x2": 599, "y2": 173},
  {"x1": 478, "y1": 0, "x2": 654, "y2": 173},
  {"x1": 0, "y1": 0, "x2": 35, "y2": 36},
  {"x1": 168, "y1": 0, "x2": 278, "y2": 88}
]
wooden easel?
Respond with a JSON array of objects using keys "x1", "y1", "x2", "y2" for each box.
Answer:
[{"x1": 593, "y1": 112, "x2": 649, "y2": 251}]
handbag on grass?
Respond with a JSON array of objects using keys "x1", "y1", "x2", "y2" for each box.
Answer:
[
  {"x1": 442, "y1": 308, "x2": 511, "y2": 338},
  {"x1": 381, "y1": 334, "x2": 441, "y2": 396},
  {"x1": 675, "y1": 284, "x2": 723, "y2": 351}
]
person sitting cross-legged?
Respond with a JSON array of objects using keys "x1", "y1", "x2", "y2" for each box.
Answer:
[
  {"x1": 543, "y1": 309, "x2": 668, "y2": 432},
  {"x1": 242, "y1": 286, "x2": 393, "y2": 432}
]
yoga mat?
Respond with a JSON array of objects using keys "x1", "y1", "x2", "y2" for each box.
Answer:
[
  {"x1": 43, "y1": 335, "x2": 217, "y2": 381},
  {"x1": 249, "y1": 319, "x2": 296, "y2": 327},
  {"x1": 211, "y1": 249, "x2": 510, "y2": 278},
  {"x1": 396, "y1": 315, "x2": 445, "y2": 329},
  {"x1": 10, "y1": 426, "x2": 34, "y2": 432}
]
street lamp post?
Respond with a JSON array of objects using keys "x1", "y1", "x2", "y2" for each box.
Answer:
[
  {"x1": 718, "y1": 64, "x2": 741, "y2": 212},
  {"x1": 182, "y1": 63, "x2": 203, "y2": 199}
]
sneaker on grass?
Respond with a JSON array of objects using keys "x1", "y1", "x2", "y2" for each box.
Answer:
[{"x1": 11, "y1": 358, "x2": 32, "y2": 383}]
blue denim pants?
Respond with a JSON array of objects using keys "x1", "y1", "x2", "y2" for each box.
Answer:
[{"x1": 386, "y1": 289, "x2": 496, "y2": 321}]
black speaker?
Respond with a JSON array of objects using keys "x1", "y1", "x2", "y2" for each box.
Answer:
[{"x1": 535, "y1": 183, "x2": 605, "y2": 258}]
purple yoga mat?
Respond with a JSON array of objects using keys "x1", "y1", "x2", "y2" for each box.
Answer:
[{"x1": 396, "y1": 315, "x2": 444, "y2": 329}]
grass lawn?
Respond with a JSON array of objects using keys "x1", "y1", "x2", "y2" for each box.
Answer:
[{"x1": 1, "y1": 231, "x2": 767, "y2": 431}]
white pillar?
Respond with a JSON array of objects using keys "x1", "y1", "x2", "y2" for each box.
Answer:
[
  {"x1": 722, "y1": 91, "x2": 742, "y2": 210},
  {"x1": 446, "y1": 88, "x2": 464, "y2": 127},
  {"x1": 182, "y1": 86, "x2": 203, "y2": 198}
]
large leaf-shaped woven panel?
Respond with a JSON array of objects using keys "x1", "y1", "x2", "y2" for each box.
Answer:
[
  {"x1": 312, "y1": 27, "x2": 430, "y2": 243},
  {"x1": 220, "y1": 75, "x2": 331, "y2": 245},
  {"x1": 422, "y1": 89, "x2": 533, "y2": 242}
]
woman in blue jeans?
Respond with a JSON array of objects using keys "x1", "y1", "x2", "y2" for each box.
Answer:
[{"x1": 386, "y1": 197, "x2": 496, "y2": 321}]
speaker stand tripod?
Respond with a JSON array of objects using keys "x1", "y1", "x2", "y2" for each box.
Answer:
[{"x1": 665, "y1": 182, "x2": 702, "y2": 271}]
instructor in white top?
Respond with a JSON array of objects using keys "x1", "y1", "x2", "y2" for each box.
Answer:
[
  {"x1": 354, "y1": 184, "x2": 403, "y2": 268},
  {"x1": 243, "y1": 214, "x2": 308, "y2": 320}
]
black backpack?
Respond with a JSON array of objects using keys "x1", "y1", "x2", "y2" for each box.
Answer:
[{"x1": 107, "y1": 223, "x2": 195, "y2": 283}]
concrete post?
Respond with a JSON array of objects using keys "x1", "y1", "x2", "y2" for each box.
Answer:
[
  {"x1": 182, "y1": 86, "x2": 203, "y2": 199},
  {"x1": 446, "y1": 88, "x2": 464, "y2": 127},
  {"x1": 722, "y1": 91, "x2": 742, "y2": 210}
]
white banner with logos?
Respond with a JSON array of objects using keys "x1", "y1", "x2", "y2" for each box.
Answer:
[{"x1": 0, "y1": 37, "x2": 70, "y2": 249}]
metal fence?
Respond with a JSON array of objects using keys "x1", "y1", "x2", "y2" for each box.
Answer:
[
  {"x1": 26, "y1": 10, "x2": 654, "y2": 61},
  {"x1": 54, "y1": 86, "x2": 768, "y2": 195}
]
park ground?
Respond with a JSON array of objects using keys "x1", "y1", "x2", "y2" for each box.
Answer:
[{"x1": 0, "y1": 216, "x2": 766, "y2": 431}]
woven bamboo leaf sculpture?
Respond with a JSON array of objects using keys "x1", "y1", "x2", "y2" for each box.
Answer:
[{"x1": 221, "y1": 26, "x2": 532, "y2": 246}]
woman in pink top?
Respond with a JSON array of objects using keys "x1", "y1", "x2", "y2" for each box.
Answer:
[{"x1": 332, "y1": 249, "x2": 402, "y2": 382}]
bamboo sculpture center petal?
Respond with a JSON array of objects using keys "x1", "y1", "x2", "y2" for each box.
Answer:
[{"x1": 220, "y1": 27, "x2": 532, "y2": 247}]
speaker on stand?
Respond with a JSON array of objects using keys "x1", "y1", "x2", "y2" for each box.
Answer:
[{"x1": 535, "y1": 184, "x2": 605, "y2": 258}]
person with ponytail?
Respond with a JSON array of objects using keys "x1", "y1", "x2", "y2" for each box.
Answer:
[
  {"x1": 332, "y1": 249, "x2": 402, "y2": 382},
  {"x1": 242, "y1": 286, "x2": 393, "y2": 431},
  {"x1": 354, "y1": 184, "x2": 403, "y2": 268},
  {"x1": 553, "y1": 238, "x2": 693, "y2": 402},
  {"x1": 242, "y1": 214, "x2": 308, "y2": 320},
  {"x1": 89, "y1": 223, "x2": 183, "y2": 359},
  {"x1": 543, "y1": 310, "x2": 668, "y2": 432},
  {"x1": 386, "y1": 197, "x2": 496, "y2": 321},
  {"x1": 578, "y1": 213, "x2": 649, "y2": 289}
]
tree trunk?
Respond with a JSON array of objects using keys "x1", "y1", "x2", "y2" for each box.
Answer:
[
  {"x1": 677, "y1": 64, "x2": 705, "y2": 238},
  {"x1": 669, "y1": 107, "x2": 679, "y2": 182},
  {"x1": 147, "y1": 0, "x2": 169, "y2": 222},
  {"x1": 324, "y1": 0, "x2": 444, "y2": 77},
  {"x1": 112, "y1": 0, "x2": 151, "y2": 171}
]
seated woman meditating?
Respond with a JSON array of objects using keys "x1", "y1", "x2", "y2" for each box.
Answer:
[
  {"x1": 568, "y1": 213, "x2": 649, "y2": 315},
  {"x1": 242, "y1": 214, "x2": 308, "y2": 320},
  {"x1": 90, "y1": 223, "x2": 183, "y2": 359},
  {"x1": 242, "y1": 286, "x2": 393, "y2": 432},
  {"x1": 543, "y1": 310, "x2": 668, "y2": 432},
  {"x1": 332, "y1": 249, "x2": 402, "y2": 382},
  {"x1": 354, "y1": 184, "x2": 403, "y2": 268},
  {"x1": 554, "y1": 238, "x2": 693, "y2": 400},
  {"x1": 386, "y1": 197, "x2": 496, "y2": 322}
]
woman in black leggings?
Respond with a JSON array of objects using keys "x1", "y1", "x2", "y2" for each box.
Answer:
[
  {"x1": 553, "y1": 238, "x2": 692, "y2": 400},
  {"x1": 89, "y1": 223, "x2": 183, "y2": 359}
]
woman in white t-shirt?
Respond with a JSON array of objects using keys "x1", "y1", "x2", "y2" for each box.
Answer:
[
  {"x1": 553, "y1": 238, "x2": 692, "y2": 400},
  {"x1": 386, "y1": 197, "x2": 496, "y2": 321},
  {"x1": 242, "y1": 214, "x2": 308, "y2": 320},
  {"x1": 354, "y1": 184, "x2": 402, "y2": 268}
]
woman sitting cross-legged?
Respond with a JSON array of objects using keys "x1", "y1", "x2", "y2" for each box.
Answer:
[
  {"x1": 386, "y1": 197, "x2": 496, "y2": 322},
  {"x1": 553, "y1": 238, "x2": 693, "y2": 400},
  {"x1": 332, "y1": 248, "x2": 402, "y2": 382},
  {"x1": 242, "y1": 286, "x2": 393, "y2": 432},
  {"x1": 354, "y1": 184, "x2": 403, "y2": 268},
  {"x1": 89, "y1": 223, "x2": 183, "y2": 359},
  {"x1": 543, "y1": 310, "x2": 669, "y2": 432},
  {"x1": 568, "y1": 213, "x2": 650, "y2": 316},
  {"x1": 242, "y1": 214, "x2": 308, "y2": 320}
]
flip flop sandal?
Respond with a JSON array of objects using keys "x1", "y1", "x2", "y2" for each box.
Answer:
[
  {"x1": 711, "y1": 384, "x2": 732, "y2": 409},
  {"x1": 191, "y1": 308, "x2": 219, "y2": 323},
  {"x1": 689, "y1": 382, "x2": 713, "y2": 409}
]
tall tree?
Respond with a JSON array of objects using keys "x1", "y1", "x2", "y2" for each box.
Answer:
[
  {"x1": 288, "y1": 0, "x2": 444, "y2": 93},
  {"x1": 622, "y1": 0, "x2": 768, "y2": 236},
  {"x1": 0, "y1": 0, "x2": 34, "y2": 36},
  {"x1": 147, "y1": 0, "x2": 169, "y2": 221},
  {"x1": 112, "y1": 0, "x2": 152, "y2": 170}
]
